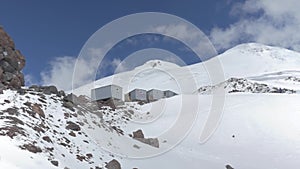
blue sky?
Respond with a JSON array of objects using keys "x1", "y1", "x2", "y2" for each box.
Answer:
[{"x1": 0, "y1": 0, "x2": 299, "y2": 90}]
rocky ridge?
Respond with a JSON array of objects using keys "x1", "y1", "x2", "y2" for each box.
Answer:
[
  {"x1": 196, "y1": 77, "x2": 296, "y2": 94},
  {"x1": 0, "y1": 26, "x2": 25, "y2": 90}
]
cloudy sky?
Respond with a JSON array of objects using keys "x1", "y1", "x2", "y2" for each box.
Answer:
[{"x1": 0, "y1": 0, "x2": 299, "y2": 90}]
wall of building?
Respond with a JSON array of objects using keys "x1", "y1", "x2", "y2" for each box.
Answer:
[
  {"x1": 130, "y1": 89, "x2": 147, "y2": 101},
  {"x1": 91, "y1": 85, "x2": 122, "y2": 101},
  {"x1": 147, "y1": 89, "x2": 164, "y2": 101}
]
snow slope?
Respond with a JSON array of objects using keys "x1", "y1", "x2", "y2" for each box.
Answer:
[
  {"x1": 1, "y1": 43, "x2": 300, "y2": 169},
  {"x1": 120, "y1": 94, "x2": 300, "y2": 169},
  {"x1": 70, "y1": 43, "x2": 300, "y2": 168},
  {"x1": 73, "y1": 43, "x2": 300, "y2": 97}
]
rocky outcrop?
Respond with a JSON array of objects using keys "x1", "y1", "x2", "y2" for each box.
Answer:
[
  {"x1": 132, "y1": 129, "x2": 159, "y2": 148},
  {"x1": 0, "y1": 26, "x2": 25, "y2": 90},
  {"x1": 105, "y1": 159, "x2": 121, "y2": 169},
  {"x1": 197, "y1": 77, "x2": 296, "y2": 94}
]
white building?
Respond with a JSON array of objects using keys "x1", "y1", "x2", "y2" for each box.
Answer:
[
  {"x1": 164, "y1": 90, "x2": 178, "y2": 98},
  {"x1": 147, "y1": 89, "x2": 164, "y2": 102},
  {"x1": 127, "y1": 89, "x2": 147, "y2": 102},
  {"x1": 91, "y1": 84, "x2": 122, "y2": 101}
]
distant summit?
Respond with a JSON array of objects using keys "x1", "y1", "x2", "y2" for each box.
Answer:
[{"x1": 0, "y1": 26, "x2": 25, "y2": 91}]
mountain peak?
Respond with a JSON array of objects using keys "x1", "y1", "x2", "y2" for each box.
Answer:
[{"x1": 135, "y1": 59, "x2": 181, "y2": 70}]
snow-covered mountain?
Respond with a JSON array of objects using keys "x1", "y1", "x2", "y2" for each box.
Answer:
[
  {"x1": 2, "y1": 43, "x2": 300, "y2": 169},
  {"x1": 73, "y1": 43, "x2": 300, "y2": 97}
]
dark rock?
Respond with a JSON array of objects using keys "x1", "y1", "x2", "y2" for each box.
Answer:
[
  {"x1": 42, "y1": 136, "x2": 52, "y2": 143},
  {"x1": 10, "y1": 76, "x2": 22, "y2": 89},
  {"x1": 33, "y1": 126, "x2": 45, "y2": 133},
  {"x1": 76, "y1": 155, "x2": 86, "y2": 161},
  {"x1": 132, "y1": 129, "x2": 144, "y2": 139},
  {"x1": 132, "y1": 129, "x2": 159, "y2": 148},
  {"x1": 226, "y1": 164, "x2": 234, "y2": 169},
  {"x1": 4, "y1": 56, "x2": 19, "y2": 70},
  {"x1": 0, "y1": 82, "x2": 5, "y2": 93},
  {"x1": 105, "y1": 159, "x2": 121, "y2": 169},
  {"x1": 46, "y1": 147, "x2": 54, "y2": 152},
  {"x1": 62, "y1": 101, "x2": 75, "y2": 111},
  {"x1": 0, "y1": 27, "x2": 25, "y2": 89},
  {"x1": 2, "y1": 72, "x2": 15, "y2": 81},
  {"x1": 0, "y1": 67, "x2": 3, "y2": 79},
  {"x1": 50, "y1": 160, "x2": 59, "y2": 167},
  {"x1": 86, "y1": 153, "x2": 93, "y2": 159},
  {"x1": 42, "y1": 85, "x2": 58, "y2": 95},
  {"x1": 20, "y1": 143, "x2": 42, "y2": 153},
  {"x1": 66, "y1": 121, "x2": 81, "y2": 131},
  {"x1": 63, "y1": 93, "x2": 79, "y2": 105},
  {"x1": 1, "y1": 116, "x2": 24, "y2": 125},
  {"x1": 69, "y1": 131, "x2": 76, "y2": 137},
  {"x1": 58, "y1": 90, "x2": 65, "y2": 97},
  {"x1": 0, "y1": 60, "x2": 15, "y2": 73},
  {"x1": 0, "y1": 125, "x2": 25, "y2": 138},
  {"x1": 17, "y1": 88, "x2": 26, "y2": 95},
  {"x1": 6, "y1": 107, "x2": 19, "y2": 116},
  {"x1": 97, "y1": 98, "x2": 124, "y2": 109},
  {"x1": 135, "y1": 138, "x2": 160, "y2": 148},
  {"x1": 31, "y1": 103, "x2": 45, "y2": 118}
]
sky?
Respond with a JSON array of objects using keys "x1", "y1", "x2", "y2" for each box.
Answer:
[{"x1": 0, "y1": 0, "x2": 299, "y2": 90}]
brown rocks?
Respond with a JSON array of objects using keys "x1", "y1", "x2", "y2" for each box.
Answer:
[
  {"x1": 132, "y1": 129, "x2": 159, "y2": 148},
  {"x1": 31, "y1": 103, "x2": 45, "y2": 118},
  {"x1": 20, "y1": 143, "x2": 42, "y2": 153},
  {"x1": 50, "y1": 160, "x2": 59, "y2": 167},
  {"x1": 65, "y1": 121, "x2": 81, "y2": 131},
  {"x1": 105, "y1": 159, "x2": 121, "y2": 169},
  {"x1": 0, "y1": 26, "x2": 25, "y2": 90},
  {"x1": 42, "y1": 136, "x2": 52, "y2": 143},
  {"x1": 132, "y1": 129, "x2": 144, "y2": 139},
  {"x1": 0, "y1": 125, "x2": 25, "y2": 138},
  {"x1": 29, "y1": 85, "x2": 59, "y2": 95}
]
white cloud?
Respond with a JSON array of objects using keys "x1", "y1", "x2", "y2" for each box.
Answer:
[
  {"x1": 40, "y1": 46, "x2": 106, "y2": 91},
  {"x1": 112, "y1": 58, "x2": 130, "y2": 73},
  {"x1": 24, "y1": 74, "x2": 37, "y2": 87},
  {"x1": 152, "y1": 23, "x2": 217, "y2": 59},
  {"x1": 40, "y1": 56, "x2": 76, "y2": 91},
  {"x1": 40, "y1": 45, "x2": 129, "y2": 91},
  {"x1": 154, "y1": 24, "x2": 199, "y2": 42},
  {"x1": 210, "y1": 0, "x2": 300, "y2": 51}
]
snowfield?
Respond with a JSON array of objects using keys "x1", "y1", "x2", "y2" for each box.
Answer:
[
  {"x1": 73, "y1": 43, "x2": 300, "y2": 97},
  {"x1": 1, "y1": 43, "x2": 300, "y2": 169}
]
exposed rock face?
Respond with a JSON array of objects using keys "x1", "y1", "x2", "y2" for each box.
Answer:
[
  {"x1": 0, "y1": 26, "x2": 25, "y2": 90},
  {"x1": 132, "y1": 129, "x2": 144, "y2": 139},
  {"x1": 132, "y1": 129, "x2": 159, "y2": 148},
  {"x1": 197, "y1": 77, "x2": 296, "y2": 94}
]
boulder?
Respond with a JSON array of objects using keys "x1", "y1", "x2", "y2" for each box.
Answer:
[
  {"x1": 2, "y1": 72, "x2": 15, "y2": 83},
  {"x1": 63, "y1": 93, "x2": 79, "y2": 104},
  {"x1": 42, "y1": 85, "x2": 58, "y2": 95},
  {"x1": 133, "y1": 129, "x2": 144, "y2": 139},
  {"x1": 105, "y1": 159, "x2": 121, "y2": 169},
  {"x1": 66, "y1": 121, "x2": 81, "y2": 131},
  {"x1": 31, "y1": 104, "x2": 45, "y2": 118},
  {"x1": 50, "y1": 160, "x2": 59, "y2": 167},
  {"x1": 132, "y1": 129, "x2": 159, "y2": 148},
  {"x1": 226, "y1": 164, "x2": 234, "y2": 169}
]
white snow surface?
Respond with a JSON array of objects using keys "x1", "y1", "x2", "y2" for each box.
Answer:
[{"x1": 1, "y1": 43, "x2": 300, "y2": 169}]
